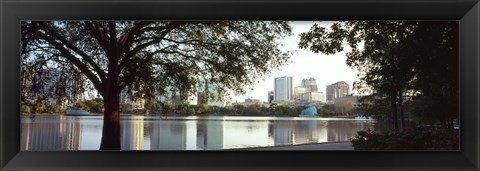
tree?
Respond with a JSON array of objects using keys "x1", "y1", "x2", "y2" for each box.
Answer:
[
  {"x1": 22, "y1": 21, "x2": 292, "y2": 149},
  {"x1": 47, "y1": 103, "x2": 62, "y2": 113},
  {"x1": 344, "y1": 102, "x2": 354, "y2": 113},
  {"x1": 84, "y1": 98, "x2": 104, "y2": 113},
  {"x1": 195, "y1": 103, "x2": 209, "y2": 114},
  {"x1": 234, "y1": 104, "x2": 246, "y2": 115},
  {"x1": 269, "y1": 103, "x2": 278, "y2": 115},
  {"x1": 299, "y1": 21, "x2": 458, "y2": 130},
  {"x1": 319, "y1": 104, "x2": 333, "y2": 117},
  {"x1": 75, "y1": 101, "x2": 90, "y2": 111},
  {"x1": 143, "y1": 98, "x2": 158, "y2": 114}
]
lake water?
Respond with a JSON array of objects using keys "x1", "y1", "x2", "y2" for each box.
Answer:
[{"x1": 21, "y1": 115, "x2": 376, "y2": 150}]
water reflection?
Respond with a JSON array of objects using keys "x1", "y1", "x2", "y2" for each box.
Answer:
[
  {"x1": 21, "y1": 116, "x2": 376, "y2": 150},
  {"x1": 21, "y1": 116, "x2": 82, "y2": 150},
  {"x1": 121, "y1": 117, "x2": 144, "y2": 150}
]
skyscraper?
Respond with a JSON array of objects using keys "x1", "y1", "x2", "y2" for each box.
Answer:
[
  {"x1": 294, "y1": 77, "x2": 324, "y2": 102},
  {"x1": 301, "y1": 77, "x2": 318, "y2": 92},
  {"x1": 274, "y1": 76, "x2": 293, "y2": 102},
  {"x1": 326, "y1": 81, "x2": 350, "y2": 103}
]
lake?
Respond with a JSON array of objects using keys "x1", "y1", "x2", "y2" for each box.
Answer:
[{"x1": 21, "y1": 115, "x2": 376, "y2": 150}]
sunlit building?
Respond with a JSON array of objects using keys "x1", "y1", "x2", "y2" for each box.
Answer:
[
  {"x1": 298, "y1": 92, "x2": 325, "y2": 102},
  {"x1": 274, "y1": 76, "x2": 293, "y2": 102},
  {"x1": 293, "y1": 78, "x2": 326, "y2": 103},
  {"x1": 301, "y1": 77, "x2": 318, "y2": 92},
  {"x1": 326, "y1": 81, "x2": 350, "y2": 103}
]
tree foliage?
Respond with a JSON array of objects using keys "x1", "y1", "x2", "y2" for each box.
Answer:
[{"x1": 299, "y1": 21, "x2": 458, "y2": 130}]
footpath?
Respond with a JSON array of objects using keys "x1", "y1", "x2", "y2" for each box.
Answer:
[{"x1": 234, "y1": 142, "x2": 354, "y2": 151}]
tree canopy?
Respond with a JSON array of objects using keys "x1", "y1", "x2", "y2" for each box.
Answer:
[{"x1": 299, "y1": 21, "x2": 458, "y2": 130}]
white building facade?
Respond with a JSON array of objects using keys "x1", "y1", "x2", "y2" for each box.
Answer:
[{"x1": 274, "y1": 76, "x2": 293, "y2": 102}]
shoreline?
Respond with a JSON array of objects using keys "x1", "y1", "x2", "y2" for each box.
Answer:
[
  {"x1": 21, "y1": 113, "x2": 358, "y2": 118},
  {"x1": 227, "y1": 141, "x2": 354, "y2": 151}
]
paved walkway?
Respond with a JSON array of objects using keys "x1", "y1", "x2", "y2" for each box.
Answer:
[{"x1": 234, "y1": 142, "x2": 354, "y2": 151}]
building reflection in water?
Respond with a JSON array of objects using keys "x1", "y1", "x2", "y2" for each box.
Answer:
[
  {"x1": 21, "y1": 116, "x2": 376, "y2": 150},
  {"x1": 121, "y1": 116, "x2": 144, "y2": 150},
  {"x1": 326, "y1": 120, "x2": 360, "y2": 142},
  {"x1": 272, "y1": 120, "x2": 294, "y2": 146},
  {"x1": 293, "y1": 120, "x2": 319, "y2": 144},
  {"x1": 150, "y1": 120, "x2": 187, "y2": 150},
  {"x1": 222, "y1": 120, "x2": 270, "y2": 149},
  {"x1": 196, "y1": 121, "x2": 207, "y2": 150},
  {"x1": 21, "y1": 116, "x2": 82, "y2": 150},
  {"x1": 269, "y1": 119, "x2": 374, "y2": 146},
  {"x1": 196, "y1": 121, "x2": 224, "y2": 150}
]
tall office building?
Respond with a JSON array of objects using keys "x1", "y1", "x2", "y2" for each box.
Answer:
[
  {"x1": 326, "y1": 81, "x2": 350, "y2": 103},
  {"x1": 294, "y1": 77, "x2": 324, "y2": 102},
  {"x1": 301, "y1": 77, "x2": 318, "y2": 92},
  {"x1": 274, "y1": 76, "x2": 293, "y2": 102}
]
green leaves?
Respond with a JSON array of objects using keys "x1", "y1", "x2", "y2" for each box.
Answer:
[{"x1": 298, "y1": 21, "x2": 458, "y2": 129}]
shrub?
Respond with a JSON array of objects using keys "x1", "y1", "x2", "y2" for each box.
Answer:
[
  {"x1": 34, "y1": 101, "x2": 47, "y2": 113},
  {"x1": 22, "y1": 105, "x2": 31, "y2": 113},
  {"x1": 351, "y1": 128, "x2": 459, "y2": 150},
  {"x1": 47, "y1": 103, "x2": 62, "y2": 113}
]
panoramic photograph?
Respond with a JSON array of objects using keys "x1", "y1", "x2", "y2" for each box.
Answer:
[{"x1": 20, "y1": 21, "x2": 459, "y2": 151}]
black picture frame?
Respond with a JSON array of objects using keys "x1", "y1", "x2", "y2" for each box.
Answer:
[{"x1": 1, "y1": 0, "x2": 479, "y2": 170}]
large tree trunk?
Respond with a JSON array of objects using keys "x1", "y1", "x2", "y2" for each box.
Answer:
[
  {"x1": 391, "y1": 92, "x2": 398, "y2": 130},
  {"x1": 398, "y1": 90, "x2": 405, "y2": 131},
  {"x1": 99, "y1": 77, "x2": 122, "y2": 150}
]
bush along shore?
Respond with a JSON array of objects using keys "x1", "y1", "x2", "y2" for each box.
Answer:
[{"x1": 351, "y1": 128, "x2": 459, "y2": 150}]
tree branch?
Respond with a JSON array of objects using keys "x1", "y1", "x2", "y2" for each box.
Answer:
[
  {"x1": 84, "y1": 21, "x2": 111, "y2": 57},
  {"x1": 118, "y1": 22, "x2": 184, "y2": 73},
  {"x1": 129, "y1": 22, "x2": 184, "y2": 56},
  {"x1": 39, "y1": 22, "x2": 107, "y2": 82},
  {"x1": 35, "y1": 32, "x2": 105, "y2": 96}
]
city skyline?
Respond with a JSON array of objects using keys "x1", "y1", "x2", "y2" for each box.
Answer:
[{"x1": 230, "y1": 21, "x2": 361, "y2": 103}]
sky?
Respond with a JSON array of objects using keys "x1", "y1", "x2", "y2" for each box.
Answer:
[{"x1": 229, "y1": 21, "x2": 361, "y2": 103}]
